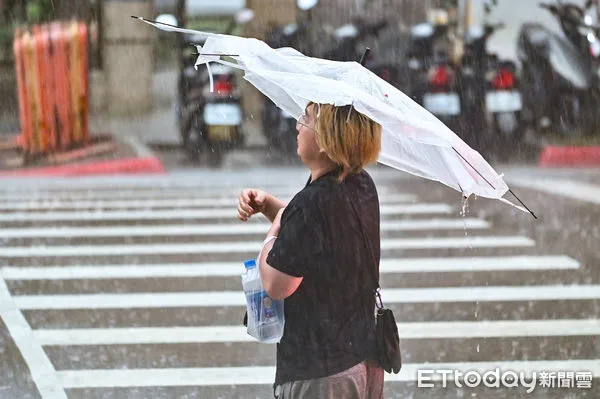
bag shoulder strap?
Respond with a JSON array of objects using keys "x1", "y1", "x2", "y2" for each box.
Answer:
[
  {"x1": 308, "y1": 174, "x2": 382, "y2": 300},
  {"x1": 304, "y1": 175, "x2": 384, "y2": 310},
  {"x1": 346, "y1": 189, "x2": 386, "y2": 311},
  {"x1": 340, "y1": 180, "x2": 381, "y2": 291}
]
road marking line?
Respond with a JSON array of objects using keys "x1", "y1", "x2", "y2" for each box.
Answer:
[
  {"x1": 0, "y1": 194, "x2": 417, "y2": 210},
  {"x1": 32, "y1": 319, "x2": 600, "y2": 346},
  {"x1": 0, "y1": 188, "x2": 306, "y2": 202},
  {"x1": 0, "y1": 236, "x2": 534, "y2": 257},
  {"x1": 507, "y1": 177, "x2": 600, "y2": 205},
  {"x1": 13, "y1": 284, "x2": 600, "y2": 309},
  {"x1": 56, "y1": 360, "x2": 600, "y2": 388},
  {"x1": 0, "y1": 203, "x2": 452, "y2": 222},
  {"x1": 1, "y1": 256, "x2": 579, "y2": 280},
  {"x1": 0, "y1": 184, "x2": 399, "y2": 201},
  {"x1": 0, "y1": 278, "x2": 66, "y2": 398},
  {"x1": 0, "y1": 168, "x2": 409, "y2": 191},
  {"x1": 0, "y1": 218, "x2": 489, "y2": 238}
]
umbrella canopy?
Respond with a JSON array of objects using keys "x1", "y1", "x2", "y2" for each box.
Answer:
[{"x1": 134, "y1": 16, "x2": 534, "y2": 216}]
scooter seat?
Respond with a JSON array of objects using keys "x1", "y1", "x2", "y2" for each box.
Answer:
[{"x1": 410, "y1": 23, "x2": 434, "y2": 38}]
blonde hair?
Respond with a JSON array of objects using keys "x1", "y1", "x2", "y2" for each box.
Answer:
[{"x1": 309, "y1": 102, "x2": 382, "y2": 182}]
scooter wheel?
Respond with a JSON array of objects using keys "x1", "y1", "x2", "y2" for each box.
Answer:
[
  {"x1": 207, "y1": 148, "x2": 224, "y2": 167},
  {"x1": 180, "y1": 105, "x2": 205, "y2": 163}
]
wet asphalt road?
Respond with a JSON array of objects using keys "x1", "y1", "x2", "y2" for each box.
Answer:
[{"x1": 0, "y1": 163, "x2": 599, "y2": 399}]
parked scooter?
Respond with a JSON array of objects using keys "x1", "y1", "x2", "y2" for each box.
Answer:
[
  {"x1": 517, "y1": 1, "x2": 600, "y2": 137},
  {"x1": 458, "y1": 24, "x2": 523, "y2": 152},
  {"x1": 168, "y1": 8, "x2": 254, "y2": 165},
  {"x1": 323, "y1": 18, "x2": 401, "y2": 86},
  {"x1": 405, "y1": 22, "x2": 460, "y2": 131},
  {"x1": 179, "y1": 63, "x2": 245, "y2": 165}
]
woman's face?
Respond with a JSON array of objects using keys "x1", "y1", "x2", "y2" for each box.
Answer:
[{"x1": 296, "y1": 105, "x2": 321, "y2": 162}]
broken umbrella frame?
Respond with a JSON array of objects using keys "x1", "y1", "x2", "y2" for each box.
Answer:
[{"x1": 133, "y1": 17, "x2": 537, "y2": 219}]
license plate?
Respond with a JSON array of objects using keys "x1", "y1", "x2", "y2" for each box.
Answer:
[
  {"x1": 203, "y1": 103, "x2": 242, "y2": 126},
  {"x1": 423, "y1": 93, "x2": 461, "y2": 116},
  {"x1": 207, "y1": 125, "x2": 236, "y2": 142},
  {"x1": 486, "y1": 91, "x2": 522, "y2": 113},
  {"x1": 408, "y1": 58, "x2": 421, "y2": 70},
  {"x1": 590, "y1": 40, "x2": 600, "y2": 57}
]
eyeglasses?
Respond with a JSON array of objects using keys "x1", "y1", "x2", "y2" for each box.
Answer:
[{"x1": 297, "y1": 114, "x2": 317, "y2": 132}]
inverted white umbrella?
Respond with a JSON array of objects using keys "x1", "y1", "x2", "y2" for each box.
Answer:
[{"x1": 133, "y1": 16, "x2": 536, "y2": 218}]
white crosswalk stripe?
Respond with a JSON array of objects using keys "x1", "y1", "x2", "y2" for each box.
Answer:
[
  {"x1": 0, "y1": 218, "x2": 489, "y2": 238},
  {"x1": 12, "y1": 284, "x2": 600, "y2": 310},
  {"x1": 0, "y1": 194, "x2": 417, "y2": 210},
  {"x1": 0, "y1": 236, "x2": 535, "y2": 257},
  {"x1": 1, "y1": 256, "x2": 579, "y2": 280},
  {"x1": 31, "y1": 319, "x2": 600, "y2": 345},
  {"x1": 0, "y1": 181, "x2": 401, "y2": 202},
  {"x1": 0, "y1": 203, "x2": 454, "y2": 222},
  {"x1": 54, "y1": 361, "x2": 600, "y2": 388},
  {"x1": 0, "y1": 176, "x2": 594, "y2": 398}
]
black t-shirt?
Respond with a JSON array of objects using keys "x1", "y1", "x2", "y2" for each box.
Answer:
[{"x1": 266, "y1": 168, "x2": 380, "y2": 387}]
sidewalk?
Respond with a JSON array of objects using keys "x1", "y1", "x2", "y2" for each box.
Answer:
[
  {"x1": 90, "y1": 68, "x2": 268, "y2": 149},
  {"x1": 90, "y1": 69, "x2": 180, "y2": 147},
  {"x1": 0, "y1": 71, "x2": 185, "y2": 177}
]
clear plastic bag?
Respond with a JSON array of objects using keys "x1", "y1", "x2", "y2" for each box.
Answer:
[{"x1": 242, "y1": 259, "x2": 285, "y2": 344}]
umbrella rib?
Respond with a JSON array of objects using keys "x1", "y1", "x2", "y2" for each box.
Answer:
[
  {"x1": 452, "y1": 147, "x2": 537, "y2": 219},
  {"x1": 198, "y1": 53, "x2": 240, "y2": 57},
  {"x1": 452, "y1": 147, "x2": 496, "y2": 190},
  {"x1": 346, "y1": 48, "x2": 372, "y2": 122},
  {"x1": 508, "y1": 188, "x2": 538, "y2": 219}
]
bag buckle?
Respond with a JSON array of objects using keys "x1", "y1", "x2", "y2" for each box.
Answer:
[{"x1": 375, "y1": 288, "x2": 384, "y2": 310}]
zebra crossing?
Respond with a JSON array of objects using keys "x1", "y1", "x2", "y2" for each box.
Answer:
[{"x1": 0, "y1": 172, "x2": 598, "y2": 399}]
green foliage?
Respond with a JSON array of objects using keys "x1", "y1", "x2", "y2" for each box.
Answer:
[{"x1": 26, "y1": 0, "x2": 56, "y2": 23}]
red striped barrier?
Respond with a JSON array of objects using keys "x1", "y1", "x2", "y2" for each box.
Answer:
[{"x1": 538, "y1": 146, "x2": 600, "y2": 167}]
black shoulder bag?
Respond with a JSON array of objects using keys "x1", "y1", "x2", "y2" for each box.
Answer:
[{"x1": 347, "y1": 194, "x2": 402, "y2": 374}]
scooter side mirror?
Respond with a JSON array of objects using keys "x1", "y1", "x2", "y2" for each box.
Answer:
[
  {"x1": 539, "y1": 3, "x2": 554, "y2": 12},
  {"x1": 467, "y1": 25, "x2": 485, "y2": 41},
  {"x1": 234, "y1": 9, "x2": 255, "y2": 25},
  {"x1": 297, "y1": 0, "x2": 318, "y2": 11},
  {"x1": 155, "y1": 13, "x2": 178, "y2": 27}
]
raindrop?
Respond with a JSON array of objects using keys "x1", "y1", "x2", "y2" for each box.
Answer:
[
  {"x1": 460, "y1": 195, "x2": 469, "y2": 217},
  {"x1": 460, "y1": 196, "x2": 474, "y2": 248}
]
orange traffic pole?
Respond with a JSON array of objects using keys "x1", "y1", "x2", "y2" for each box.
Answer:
[
  {"x1": 23, "y1": 31, "x2": 43, "y2": 155},
  {"x1": 13, "y1": 29, "x2": 32, "y2": 153},
  {"x1": 78, "y1": 22, "x2": 90, "y2": 144},
  {"x1": 39, "y1": 23, "x2": 58, "y2": 151},
  {"x1": 32, "y1": 24, "x2": 50, "y2": 154},
  {"x1": 69, "y1": 21, "x2": 82, "y2": 145},
  {"x1": 51, "y1": 22, "x2": 72, "y2": 150}
]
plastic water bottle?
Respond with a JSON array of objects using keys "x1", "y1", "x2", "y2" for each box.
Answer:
[{"x1": 241, "y1": 259, "x2": 285, "y2": 343}]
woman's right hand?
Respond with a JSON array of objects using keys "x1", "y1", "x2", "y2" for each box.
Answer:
[{"x1": 237, "y1": 189, "x2": 269, "y2": 222}]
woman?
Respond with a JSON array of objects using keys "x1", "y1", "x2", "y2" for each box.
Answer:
[{"x1": 237, "y1": 102, "x2": 383, "y2": 399}]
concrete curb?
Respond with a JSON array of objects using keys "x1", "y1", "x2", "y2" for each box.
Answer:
[
  {"x1": 0, "y1": 134, "x2": 166, "y2": 178},
  {"x1": 0, "y1": 156, "x2": 166, "y2": 178},
  {"x1": 538, "y1": 146, "x2": 600, "y2": 167}
]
